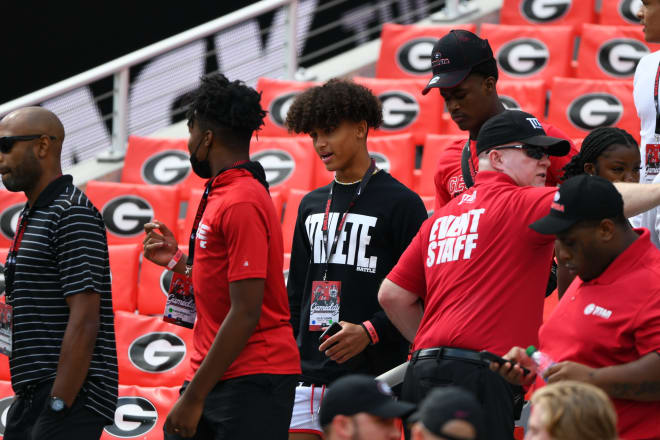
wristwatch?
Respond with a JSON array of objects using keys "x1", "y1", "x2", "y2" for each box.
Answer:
[{"x1": 49, "y1": 396, "x2": 67, "y2": 413}]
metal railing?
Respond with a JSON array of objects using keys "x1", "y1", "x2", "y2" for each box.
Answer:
[
  {"x1": 0, "y1": 0, "x2": 300, "y2": 165},
  {"x1": 0, "y1": 0, "x2": 469, "y2": 171}
]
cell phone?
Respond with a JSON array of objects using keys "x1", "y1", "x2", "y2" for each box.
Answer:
[
  {"x1": 319, "y1": 322, "x2": 342, "y2": 343},
  {"x1": 480, "y1": 350, "x2": 530, "y2": 375}
]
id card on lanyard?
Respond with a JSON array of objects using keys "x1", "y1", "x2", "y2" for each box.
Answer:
[
  {"x1": 1, "y1": 207, "x2": 30, "y2": 356},
  {"x1": 309, "y1": 160, "x2": 376, "y2": 331},
  {"x1": 647, "y1": 61, "x2": 660, "y2": 182}
]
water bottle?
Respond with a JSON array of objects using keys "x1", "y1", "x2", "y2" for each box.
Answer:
[{"x1": 526, "y1": 345, "x2": 555, "y2": 382}]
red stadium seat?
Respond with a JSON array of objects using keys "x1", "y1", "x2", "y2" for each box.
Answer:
[
  {"x1": 120, "y1": 136, "x2": 205, "y2": 200},
  {"x1": 576, "y1": 24, "x2": 660, "y2": 80},
  {"x1": 313, "y1": 134, "x2": 417, "y2": 189},
  {"x1": 0, "y1": 297, "x2": 8, "y2": 378},
  {"x1": 250, "y1": 136, "x2": 316, "y2": 193},
  {"x1": 114, "y1": 310, "x2": 193, "y2": 387},
  {"x1": 0, "y1": 190, "x2": 26, "y2": 248},
  {"x1": 271, "y1": 190, "x2": 285, "y2": 222},
  {"x1": 281, "y1": 189, "x2": 308, "y2": 255},
  {"x1": 480, "y1": 24, "x2": 574, "y2": 82},
  {"x1": 417, "y1": 134, "x2": 465, "y2": 197},
  {"x1": 376, "y1": 23, "x2": 477, "y2": 79},
  {"x1": 497, "y1": 80, "x2": 548, "y2": 120},
  {"x1": 419, "y1": 195, "x2": 435, "y2": 217},
  {"x1": 137, "y1": 245, "x2": 186, "y2": 316},
  {"x1": 500, "y1": 0, "x2": 596, "y2": 26},
  {"x1": 86, "y1": 181, "x2": 179, "y2": 246},
  {"x1": 283, "y1": 253, "x2": 291, "y2": 286},
  {"x1": 598, "y1": 0, "x2": 642, "y2": 26},
  {"x1": 547, "y1": 77, "x2": 638, "y2": 140},
  {"x1": 353, "y1": 77, "x2": 442, "y2": 145},
  {"x1": 101, "y1": 385, "x2": 179, "y2": 440},
  {"x1": 181, "y1": 188, "x2": 204, "y2": 246},
  {"x1": 0, "y1": 380, "x2": 14, "y2": 433},
  {"x1": 255, "y1": 78, "x2": 319, "y2": 137},
  {"x1": 108, "y1": 244, "x2": 140, "y2": 313}
]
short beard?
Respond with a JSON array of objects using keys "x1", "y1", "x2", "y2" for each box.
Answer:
[{"x1": 2, "y1": 148, "x2": 41, "y2": 193}]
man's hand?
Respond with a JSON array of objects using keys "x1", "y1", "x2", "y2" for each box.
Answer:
[
  {"x1": 164, "y1": 392, "x2": 204, "y2": 438},
  {"x1": 488, "y1": 346, "x2": 537, "y2": 386},
  {"x1": 319, "y1": 321, "x2": 370, "y2": 364},
  {"x1": 544, "y1": 361, "x2": 595, "y2": 384},
  {"x1": 143, "y1": 221, "x2": 178, "y2": 267}
]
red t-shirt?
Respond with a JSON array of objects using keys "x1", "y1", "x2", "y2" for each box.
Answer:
[
  {"x1": 387, "y1": 171, "x2": 557, "y2": 355},
  {"x1": 537, "y1": 229, "x2": 660, "y2": 439},
  {"x1": 187, "y1": 168, "x2": 301, "y2": 381},
  {"x1": 432, "y1": 123, "x2": 577, "y2": 209}
]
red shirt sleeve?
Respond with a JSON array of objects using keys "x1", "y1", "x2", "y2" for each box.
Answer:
[
  {"x1": 543, "y1": 123, "x2": 579, "y2": 186},
  {"x1": 221, "y1": 202, "x2": 269, "y2": 282},
  {"x1": 386, "y1": 224, "x2": 428, "y2": 299},
  {"x1": 633, "y1": 286, "x2": 660, "y2": 356},
  {"x1": 434, "y1": 163, "x2": 451, "y2": 210}
]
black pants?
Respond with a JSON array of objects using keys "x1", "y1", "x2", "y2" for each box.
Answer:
[
  {"x1": 402, "y1": 355, "x2": 523, "y2": 440},
  {"x1": 4, "y1": 380, "x2": 107, "y2": 440},
  {"x1": 164, "y1": 373, "x2": 298, "y2": 440}
]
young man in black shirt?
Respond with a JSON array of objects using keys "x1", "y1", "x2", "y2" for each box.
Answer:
[{"x1": 284, "y1": 79, "x2": 427, "y2": 440}]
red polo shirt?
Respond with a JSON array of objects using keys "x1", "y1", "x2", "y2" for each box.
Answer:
[
  {"x1": 387, "y1": 171, "x2": 557, "y2": 355},
  {"x1": 187, "y1": 168, "x2": 301, "y2": 381},
  {"x1": 538, "y1": 229, "x2": 660, "y2": 439},
  {"x1": 432, "y1": 123, "x2": 577, "y2": 209}
]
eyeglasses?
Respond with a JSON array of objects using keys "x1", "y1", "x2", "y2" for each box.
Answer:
[
  {"x1": 490, "y1": 144, "x2": 548, "y2": 160},
  {"x1": 0, "y1": 135, "x2": 56, "y2": 154}
]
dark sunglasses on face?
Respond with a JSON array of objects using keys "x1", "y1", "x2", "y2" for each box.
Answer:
[
  {"x1": 490, "y1": 144, "x2": 548, "y2": 160},
  {"x1": 0, "y1": 135, "x2": 56, "y2": 154}
]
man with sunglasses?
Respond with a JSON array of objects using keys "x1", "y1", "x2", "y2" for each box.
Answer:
[
  {"x1": 379, "y1": 110, "x2": 660, "y2": 439},
  {"x1": 0, "y1": 106, "x2": 117, "y2": 439}
]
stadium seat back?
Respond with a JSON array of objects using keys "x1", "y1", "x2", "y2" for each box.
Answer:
[
  {"x1": 500, "y1": 0, "x2": 596, "y2": 26},
  {"x1": 281, "y1": 189, "x2": 308, "y2": 255},
  {"x1": 598, "y1": 0, "x2": 642, "y2": 26},
  {"x1": 497, "y1": 79, "x2": 548, "y2": 120},
  {"x1": 114, "y1": 310, "x2": 193, "y2": 387},
  {"x1": 547, "y1": 77, "x2": 638, "y2": 139},
  {"x1": 376, "y1": 23, "x2": 477, "y2": 79},
  {"x1": 250, "y1": 137, "x2": 316, "y2": 193},
  {"x1": 255, "y1": 78, "x2": 319, "y2": 137},
  {"x1": 101, "y1": 385, "x2": 180, "y2": 440},
  {"x1": 576, "y1": 24, "x2": 660, "y2": 80},
  {"x1": 353, "y1": 77, "x2": 442, "y2": 145},
  {"x1": 481, "y1": 24, "x2": 574, "y2": 82},
  {"x1": 137, "y1": 245, "x2": 187, "y2": 316},
  {"x1": 86, "y1": 181, "x2": 179, "y2": 246},
  {"x1": 417, "y1": 134, "x2": 465, "y2": 197},
  {"x1": 109, "y1": 244, "x2": 140, "y2": 313},
  {"x1": 0, "y1": 190, "x2": 26, "y2": 248}
]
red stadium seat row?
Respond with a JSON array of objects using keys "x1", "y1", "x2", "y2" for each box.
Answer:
[
  {"x1": 377, "y1": 22, "x2": 659, "y2": 82},
  {"x1": 500, "y1": 0, "x2": 640, "y2": 27}
]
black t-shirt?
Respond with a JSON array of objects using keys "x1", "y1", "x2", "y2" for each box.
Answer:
[{"x1": 287, "y1": 171, "x2": 427, "y2": 384}]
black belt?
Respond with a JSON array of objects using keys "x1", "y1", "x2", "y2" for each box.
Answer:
[{"x1": 412, "y1": 347, "x2": 486, "y2": 365}]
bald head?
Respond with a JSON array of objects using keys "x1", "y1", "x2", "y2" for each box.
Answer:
[{"x1": 0, "y1": 107, "x2": 65, "y2": 155}]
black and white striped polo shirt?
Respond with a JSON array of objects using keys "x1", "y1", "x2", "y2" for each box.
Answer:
[{"x1": 7, "y1": 175, "x2": 118, "y2": 422}]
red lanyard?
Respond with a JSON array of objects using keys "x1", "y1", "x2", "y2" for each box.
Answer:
[
  {"x1": 187, "y1": 160, "x2": 249, "y2": 265},
  {"x1": 4, "y1": 207, "x2": 29, "y2": 300},
  {"x1": 320, "y1": 160, "x2": 376, "y2": 280}
]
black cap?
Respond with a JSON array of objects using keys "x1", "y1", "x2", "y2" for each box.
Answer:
[
  {"x1": 409, "y1": 387, "x2": 484, "y2": 439},
  {"x1": 476, "y1": 110, "x2": 571, "y2": 156},
  {"x1": 422, "y1": 30, "x2": 494, "y2": 95},
  {"x1": 530, "y1": 175, "x2": 624, "y2": 235},
  {"x1": 319, "y1": 374, "x2": 416, "y2": 427}
]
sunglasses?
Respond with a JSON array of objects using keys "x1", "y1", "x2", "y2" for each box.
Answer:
[
  {"x1": 490, "y1": 144, "x2": 547, "y2": 160},
  {"x1": 0, "y1": 134, "x2": 56, "y2": 154}
]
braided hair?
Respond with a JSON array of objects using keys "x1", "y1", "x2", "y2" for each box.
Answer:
[{"x1": 561, "y1": 127, "x2": 638, "y2": 180}]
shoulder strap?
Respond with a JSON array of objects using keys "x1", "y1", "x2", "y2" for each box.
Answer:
[{"x1": 461, "y1": 139, "x2": 475, "y2": 189}]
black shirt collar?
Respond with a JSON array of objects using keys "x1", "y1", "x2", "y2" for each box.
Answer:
[{"x1": 31, "y1": 175, "x2": 73, "y2": 209}]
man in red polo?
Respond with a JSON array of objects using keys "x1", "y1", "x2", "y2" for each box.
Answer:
[
  {"x1": 493, "y1": 175, "x2": 660, "y2": 440},
  {"x1": 422, "y1": 30, "x2": 577, "y2": 209}
]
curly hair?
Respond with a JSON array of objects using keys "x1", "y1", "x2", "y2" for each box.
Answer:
[
  {"x1": 562, "y1": 127, "x2": 638, "y2": 180},
  {"x1": 285, "y1": 79, "x2": 383, "y2": 134},
  {"x1": 186, "y1": 73, "x2": 266, "y2": 148}
]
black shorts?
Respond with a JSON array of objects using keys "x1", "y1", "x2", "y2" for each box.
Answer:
[
  {"x1": 402, "y1": 355, "x2": 523, "y2": 440},
  {"x1": 164, "y1": 373, "x2": 298, "y2": 440},
  {"x1": 4, "y1": 380, "x2": 107, "y2": 440}
]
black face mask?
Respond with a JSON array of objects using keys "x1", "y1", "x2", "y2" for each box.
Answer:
[{"x1": 189, "y1": 138, "x2": 212, "y2": 179}]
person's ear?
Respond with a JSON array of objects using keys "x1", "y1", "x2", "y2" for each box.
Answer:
[
  {"x1": 488, "y1": 149, "x2": 506, "y2": 172},
  {"x1": 598, "y1": 219, "x2": 616, "y2": 242},
  {"x1": 483, "y1": 76, "x2": 497, "y2": 95},
  {"x1": 35, "y1": 135, "x2": 51, "y2": 159},
  {"x1": 333, "y1": 415, "x2": 354, "y2": 438},
  {"x1": 583, "y1": 162, "x2": 596, "y2": 176},
  {"x1": 356, "y1": 120, "x2": 368, "y2": 140}
]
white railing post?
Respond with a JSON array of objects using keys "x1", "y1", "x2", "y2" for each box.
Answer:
[
  {"x1": 286, "y1": 0, "x2": 299, "y2": 80},
  {"x1": 98, "y1": 68, "x2": 129, "y2": 162}
]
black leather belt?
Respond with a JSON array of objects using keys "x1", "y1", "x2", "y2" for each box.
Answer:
[{"x1": 412, "y1": 347, "x2": 486, "y2": 365}]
